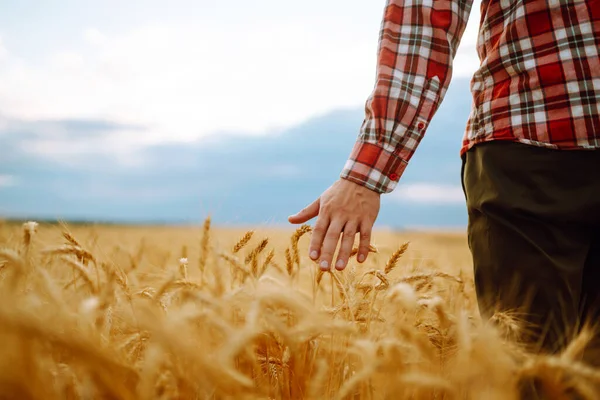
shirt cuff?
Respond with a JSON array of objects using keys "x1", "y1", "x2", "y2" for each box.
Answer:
[{"x1": 339, "y1": 140, "x2": 408, "y2": 194}]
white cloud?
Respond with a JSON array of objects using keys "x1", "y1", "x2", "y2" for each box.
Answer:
[
  {"x1": 452, "y1": 1, "x2": 481, "y2": 77},
  {"x1": 0, "y1": 37, "x2": 6, "y2": 60},
  {"x1": 0, "y1": 1, "x2": 481, "y2": 152},
  {"x1": 0, "y1": 23, "x2": 379, "y2": 143},
  {"x1": 0, "y1": 116, "x2": 153, "y2": 167},
  {"x1": 83, "y1": 28, "x2": 107, "y2": 47},
  {"x1": 51, "y1": 52, "x2": 85, "y2": 70},
  {"x1": 18, "y1": 131, "x2": 150, "y2": 167},
  {"x1": 0, "y1": 174, "x2": 17, "y2": 187},
  {"x1": 389, "y1": 183, "x2": 465, "y2": 205}
]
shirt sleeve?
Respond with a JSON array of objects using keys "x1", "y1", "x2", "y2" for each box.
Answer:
[{"x1": 340, "y1": 0, "x2": 475, "y2": 194}]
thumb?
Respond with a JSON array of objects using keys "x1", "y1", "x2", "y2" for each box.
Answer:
[{"x1": 288, "y1": 198, "x2": 320, "y2": 224}]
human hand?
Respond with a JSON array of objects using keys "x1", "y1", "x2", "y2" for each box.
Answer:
[{"x1": 288, "y1": 178, "x2": 380, "y2": 271}]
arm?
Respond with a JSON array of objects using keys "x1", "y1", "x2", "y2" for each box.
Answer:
[
  {"x1": 290, "y1": 0, "x2": 475, "y2": 270},
  {"x1": 342, "y1": 0, "x2": 475, "y2": 194}
]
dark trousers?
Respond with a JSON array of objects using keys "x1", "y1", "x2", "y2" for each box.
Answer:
[{"x1": 462, "y1": 141, "x2": 600, "y2": 359}]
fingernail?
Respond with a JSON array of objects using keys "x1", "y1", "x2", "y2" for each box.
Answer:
[
  {"x1": 310, "y1": 250, "x2": 318, "y2": 260},
  {"x1": 335, "y1": 259, "x2": 345, "y2": 270},
  {"x1": 320, "y1": 260, "x2": 329, "y2": 270},
  {"x1": 358, "y1": 254, "x2": 365, "y2": 263}
]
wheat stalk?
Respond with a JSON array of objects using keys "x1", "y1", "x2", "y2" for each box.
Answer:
[
  {"x1": 233, "y1": 230, "x2": 254, "y2": 254},
  {"x1": 385, "y1": 242, "x2": 409, "y2": 274},
  {"x1": 259, "y1": 249, "x2": 275, "y2": 277},
  {"x1": 199, "y1": 216, "x2": 211, "y2": 275},
  {"x1": 61, "y1": 255, "x2": 98, "y2": 294}
]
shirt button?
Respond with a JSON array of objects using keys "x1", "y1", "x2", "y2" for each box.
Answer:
[
  {"x1": 417, "y1": 122, "x2": 426, "y2": 130},
  {"x1": 389, "y1": 173, "x2": 399, "y2": 181}
]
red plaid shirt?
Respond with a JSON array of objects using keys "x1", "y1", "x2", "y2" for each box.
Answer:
[{"x1": 341, "y1": 0, "x2": 600, "y2": 194}]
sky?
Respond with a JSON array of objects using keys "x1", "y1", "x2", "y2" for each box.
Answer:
[{"x1": 0, "y1": 0, "x2": 483, "y2": 226}]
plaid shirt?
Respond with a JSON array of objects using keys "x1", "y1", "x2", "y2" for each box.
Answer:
[{"x1": 341, "y1": 0, "x2": 600, "y2": 194}]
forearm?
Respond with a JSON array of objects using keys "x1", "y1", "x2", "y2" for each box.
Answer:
[{"x1": 341, "y1": 0, "x2": 474, "y2": 194}]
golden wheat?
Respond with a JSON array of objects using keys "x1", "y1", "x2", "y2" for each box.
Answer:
[{"x1": 0, "y1": 219, "x2": 598, "y2": 399}]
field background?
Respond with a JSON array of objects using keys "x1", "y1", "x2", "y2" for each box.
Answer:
[
  {"x1": 23, "y1": 223, "x2": 473, "y2": 285},
  {"x1": 0, "y1": 220, "x2": 597, "y2": 399}
]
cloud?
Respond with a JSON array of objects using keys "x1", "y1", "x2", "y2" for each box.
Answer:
[
  {"x1": 0, "y1": 0, "x2": 481, "y2": 149},
  {"x1": 388, "y1": 183, "x2": 465, "y2": 205},
  {"x1": 0, "y1": 101, "x2": 470, "y2": 226},
  {"x1": 51, "y1": 52, "x2": 85, "y2": 70},
  {"x1": 0, "y1": 174, "x2": 16, "y2": 187},
  {"x1": 452, "y1": 1, "x2": 481, "y2": 78},
  {"x1": 0, "y1": 24, "x2": 378, "y2": 143},
  {"x1": 0, "y1": 117, "x2": 150, "y2": 166},
  {"x1": 83, "y1": 28, "x2": 107, "y2": 46},
  {"x1": 0, "y1": 36, "x2": 6, "y2": 60}
]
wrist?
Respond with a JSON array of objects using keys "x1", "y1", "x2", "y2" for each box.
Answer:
[
  {"x1": 340, "y1": 140, "x2": 407, "y2": 194},
  {"x1": 340, "y1": 176, "x2": 382, "y2": 196}
]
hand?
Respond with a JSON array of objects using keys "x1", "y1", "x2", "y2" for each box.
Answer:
[{"x1": 288, "y1": 178, "x2": 380, "y2": 271}]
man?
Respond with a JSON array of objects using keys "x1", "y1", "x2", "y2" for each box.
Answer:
[{"x1": 289, "y1": 0, "x2": 600, "y2": 355}]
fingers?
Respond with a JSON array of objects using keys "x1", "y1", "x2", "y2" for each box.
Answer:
[
  {"x1": 309, "y1": 216, "x2": 374, "y2": 269},
  {"x1": 334, "y1": 222, "x2": 357, "y2": 271},
  {"x1": 318, "y1": 220, "x2": 345, "y2": 271},
  {"x1": 357, "y1": 224, "x2": 373, "y2": 263},
  {"x1": 288, "y1": 198, "x2": 320, "y2": 224},
  {"x1": 308, "y1": 213, "x2": 330, "y2": 262}
]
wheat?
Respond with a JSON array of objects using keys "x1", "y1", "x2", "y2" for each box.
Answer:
[
  {"x1": 0, "y1": 248, "x2": 25, "y2": 270},
  {"x1": 285, "y1": 248, "x2": 293, "y2": 276},
  {"x1": 260, "y1": 249, "x2": 275, "y2": 277},
  {"x1": 198, "y1": 216, "x2": 211, "y2": 275},
  {"x1": 0, "y1": 221, "x2": 597, "y2": 400},
  {"x1": 349, "y1": 244, "x2": 378, "y2": 258},
  {"x1": 43, "y1": 244, "x2": 96, "y2": 265},
  {"x1": 62, "y1": 230, "x2": 81, "y2": 247},
  {"x1": 61, "y1": 255, "x2": 98, "y2": 294},
  {"x1": 179, "y1": 257, "x2": 189, "y2": 280},
  {"x1": 233, "y1": 230, "x2": 255, "y2": 254},
  {"x1": 245, "y1": 238, "x2": 269, "y2": 277},
  {"x1": 22, "y1": 221, "x2": 38, "y2": 254},
  {"x1": 385, "y1": 241, "x2": 409, "y2": 274},
  {"x1": 291, "y1": 224, "x2": 312, "y2": 267}
]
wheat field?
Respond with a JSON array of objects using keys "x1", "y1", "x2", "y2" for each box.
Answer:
[{"x1": 0, "y1": 219, "x2": 599, "y2": 399}]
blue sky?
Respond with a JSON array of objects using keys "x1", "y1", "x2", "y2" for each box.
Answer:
[{"x1": 0, "y1": 0, "x2": 483, "y2": 226}]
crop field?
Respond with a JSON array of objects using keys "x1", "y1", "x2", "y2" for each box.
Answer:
[{"x1": 0, "y1": 219, "x2": 599, "y2": 399}]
